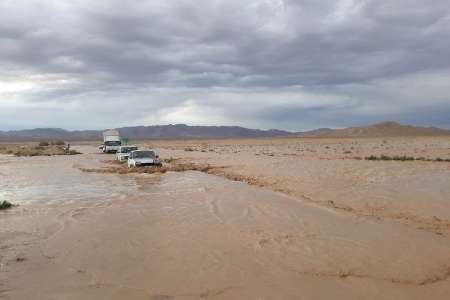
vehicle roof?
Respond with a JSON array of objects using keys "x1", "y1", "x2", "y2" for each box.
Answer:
[
  {"x1": 131, "y1": 149, "x2": 154, "y2": 152},
  {"x1": 103, "y1": 130, "x2": 120, "y2": 136}
]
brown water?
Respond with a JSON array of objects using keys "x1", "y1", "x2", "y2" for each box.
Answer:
[{"x1": 1, "y1": 146, "x2": 450, "y2": 299}]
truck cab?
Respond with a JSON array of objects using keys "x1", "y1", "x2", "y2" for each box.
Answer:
[{"x1": 102, "y1": 130, "x2": 121, "y2": 153}]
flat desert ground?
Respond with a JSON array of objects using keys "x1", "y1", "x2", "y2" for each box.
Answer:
[{"x1": 1, "y1": 136, "x2": 450, "y2": 299}]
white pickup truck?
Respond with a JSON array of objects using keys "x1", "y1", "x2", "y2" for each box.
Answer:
[
  {"x1": 116, "y1": 145, "x2": 138, "y2": 161},
  {"x1": 128, "y1": 150, "x2": 161, "y2": 168},
  {"x1": 102, "y1": 130, "x2": 121, "y2": 153}
]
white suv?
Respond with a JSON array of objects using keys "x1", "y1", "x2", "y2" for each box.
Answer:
[
  {"x1": 128, "y1": 150, "x2": 161, "y2": 168},
  {"x1": 116, "y1": 146, "x2": 138, "y2": 161}
]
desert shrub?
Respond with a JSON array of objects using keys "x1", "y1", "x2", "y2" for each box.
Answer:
[
  {"x1": 379, "y1": 154, "x2": 392, "y2": 160},
  {"x1": 14, "y1": 150, "x2": 36, "y2": 156},
  {"x1": 365, "y1": 155, "x2": 379, "y2": 160},
  {"x1": 184, "y1": 147, "x2": 195, "y2": 152},
  {"x1": 392, "y1": 155, "x2": 414, "y2": 161},
  {"x1": 68, "y1": 150, "x2": 82, "y2": 155},
  {"x1": 39, "y1": 141, "x2": 49, "y2": 147},
  {"x1": 363, "y1": 155, "x2": 449, "y2": 162},
  {"x1": 343, "y1": 150, "x2": 352, "y2": 154},
  {"x1": 51, "y1": 140, "x2": 65, "y2": 146},
  {"x1": 0, "y1": 201, "x2": 13, "y2": 210}
]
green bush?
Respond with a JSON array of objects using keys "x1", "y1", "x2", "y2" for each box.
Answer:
[
  {"x1": 0, "y1": 201, "x2": 13, "y2": 210},
  {"x1": 39, "y1": 141, "x2": 49, "y2": 147}
]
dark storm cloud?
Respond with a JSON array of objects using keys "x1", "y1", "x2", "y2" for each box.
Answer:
[{"x1": 0, "y1": 0, "x2": 449, "y2": 130}]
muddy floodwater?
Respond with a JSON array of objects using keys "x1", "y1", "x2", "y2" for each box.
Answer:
[{"x1": 1, "y1": 145, "x2": 450, "y2": 299}]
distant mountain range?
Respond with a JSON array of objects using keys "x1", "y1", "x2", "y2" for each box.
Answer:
[
  {"x1": 1, "y1": 122, "x2": 449, "y2": 141},
  {"x1": 297, "y1": 122, "x2": 450, "y2": 137},
  {"x1": 0, "y1": 124, "x2": 291, "y2": 141}
]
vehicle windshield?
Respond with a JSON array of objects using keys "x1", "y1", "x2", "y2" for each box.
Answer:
[
  {"x1": 133, "y1": 151, "x2": 155, "y2": 158},
  {"x1": 105, "y1": 141, "x2": 121, "y2": 146},
  {"x1": 120, "y1": 147, "x2": 138, "y2": 153}
]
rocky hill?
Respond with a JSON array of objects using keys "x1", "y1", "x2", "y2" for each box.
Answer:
[{"x1": 298, "y1": 122, "x2": 450, "y2": 137}]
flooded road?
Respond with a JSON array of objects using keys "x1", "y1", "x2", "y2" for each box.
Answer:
[{"x1": 1, "y1": 146, "x2": 450, "y2": 299}]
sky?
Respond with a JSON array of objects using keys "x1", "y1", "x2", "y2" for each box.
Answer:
[{"x1": 1, "y1": 0, "x2": 449, "y2": 131}]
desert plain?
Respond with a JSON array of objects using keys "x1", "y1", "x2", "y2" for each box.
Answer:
[{"x1": 1, "y1": 136, "x2": 450, "y2": 299}]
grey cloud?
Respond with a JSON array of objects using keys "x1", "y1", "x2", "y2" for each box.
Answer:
[{"x1": 0, "y1": 0, "x2": 449, "y2": 130}]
